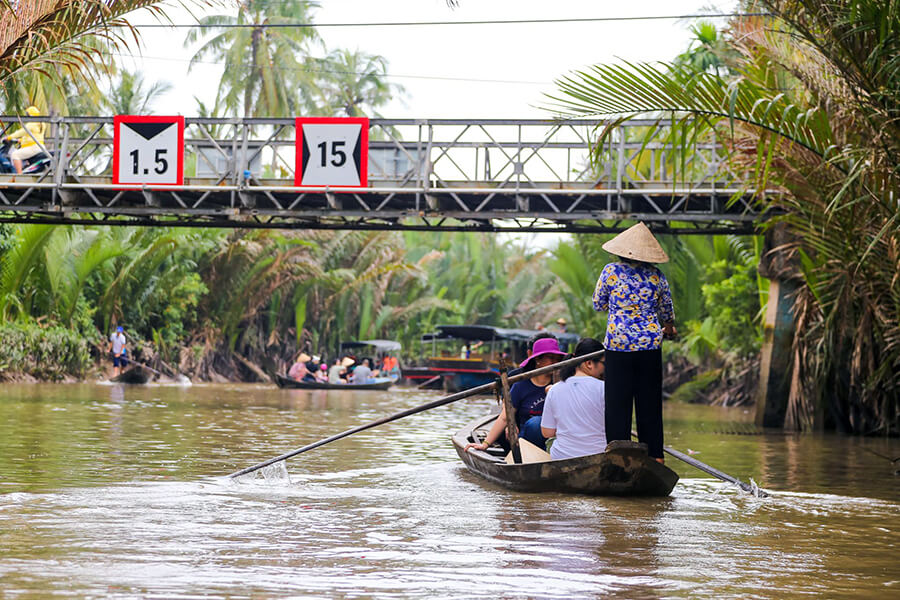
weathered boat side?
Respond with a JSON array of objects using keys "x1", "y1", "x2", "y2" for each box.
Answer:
[
  {"x1": 111, "y1": 366, "x2": 151, "y2": 384},
  {"x1": 452, "y1": 415, "x2": 678, "y2": 496},
  {"x1": 274, "y1": 374, "x2": 393, "y2": 391}
]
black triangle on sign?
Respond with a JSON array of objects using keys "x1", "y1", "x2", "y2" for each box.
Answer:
[{"x1": 124, "y1": 121, "x2": 174, "y2": 140}]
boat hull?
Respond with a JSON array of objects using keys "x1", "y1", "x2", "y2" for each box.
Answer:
[
  {"x1": 452, "y1": 415, "x2": 678, "y2": 496},
  {"x1": 274, "y1": 374, "x2": 392, "y2": 390},
  {"x1": 111, "y1": 366, "x2": 151, "y2": 384}
]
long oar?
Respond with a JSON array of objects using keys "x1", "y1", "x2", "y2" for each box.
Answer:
[
  {"x1": 634, "y1": 429, "x2": 769, "y2": 497},
  {"x1": 228, "y1": 350, "x2": 605, "y2": 478}
]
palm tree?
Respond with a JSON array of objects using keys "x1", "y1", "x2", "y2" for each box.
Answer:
[
  {"x1": 311, "y1": 48, "x2": 404, "y2": 117},
  {"x1": 0, "y1": 1, "x2": 197, "y2": 109},
  {"x1": 103, "y1": 70, "x2": 173, "y2": 115},
  {"x1": 547, "y1": 3, "x2": 900, "y2": 434},
  {"x1": 185, "y1": 0, "x2": 321, "y2": 118}
]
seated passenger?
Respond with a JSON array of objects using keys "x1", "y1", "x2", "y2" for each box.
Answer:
[
  {"x1": 329, "y1": 357, "x2": 354, "y2": 383},
  {"x1": 315, "y1": 363, "x2": 328, "y2": 382},
  {"x1": 288, "y1": 352, "x2": 314, "y2": 382},
  {"x1": 464, "y1": 337, "x2": 567, "y2": 452},
  {"x1": 540, "y1": 338, "x2": 607, "y2": 460},
  {"x1": 350, "y1": 358, "x2": 373, "y2": 384}
]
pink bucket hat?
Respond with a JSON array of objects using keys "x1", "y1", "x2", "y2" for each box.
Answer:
[{"x1": 519, "y1": 337, "x2": 567, "y2": 370}]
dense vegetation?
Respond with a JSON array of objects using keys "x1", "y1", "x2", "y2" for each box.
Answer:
[
  {"x1": 550, "y1": 0, "x2": 900, "y2": 434},
  {"x1": 2, "y1": 1, "x2": 895, "y2": 436}
]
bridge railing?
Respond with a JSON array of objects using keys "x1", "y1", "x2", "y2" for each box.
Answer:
[{"x1": 0, "y1": 116, "x2": 764, "y2": 232}]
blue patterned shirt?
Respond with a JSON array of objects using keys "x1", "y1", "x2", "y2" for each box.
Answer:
[{"x1": 592, "y1": 261, "x2": 675, "y2": 352}]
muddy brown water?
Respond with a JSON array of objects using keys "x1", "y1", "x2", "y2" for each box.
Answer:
[{"x1": 0, "y1": 383, "x2": 897, "y2": 598}]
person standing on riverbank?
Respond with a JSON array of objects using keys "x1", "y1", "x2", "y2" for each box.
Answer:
[
  {"x1": 108, "y1": 325, "x2": 128, "y2": 377},
  {"x1": 592, "y1": 222, "x2": 676, "y2": 463}
]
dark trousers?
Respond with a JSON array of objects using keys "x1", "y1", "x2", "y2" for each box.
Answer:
[{"x1": 604, "y1": 349, "x2": 664, "y2": 458}]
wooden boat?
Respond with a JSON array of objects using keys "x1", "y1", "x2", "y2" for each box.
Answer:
[
  {"x1": 452, "y1": 414, "x2": 679, "y2": 496},
  {"x1": 418, "y1": 325, "x2": 582, "y2": 392},
  {"x1": 110, "y1": 365, "x2": 151, "y2": 384},
  {"x1": 274, "y1": 373, "x2": 393, "y2": 391}
]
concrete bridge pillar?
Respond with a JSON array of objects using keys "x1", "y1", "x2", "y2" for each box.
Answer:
[{"x1": 755, "y1": 224, "x2": 800, "y2": 429}]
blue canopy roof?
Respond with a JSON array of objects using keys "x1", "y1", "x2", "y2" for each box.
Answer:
[
  {"x1": 339, "y1": 339, "x2": 401, "y2": 352},
  {"x1": 422, "y1": 325, "x2": 579, "y2": 347}
]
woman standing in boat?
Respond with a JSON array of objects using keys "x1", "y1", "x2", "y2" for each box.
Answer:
[{"x1": 593, "y1": 222, "x2": 675, "y2": 463}]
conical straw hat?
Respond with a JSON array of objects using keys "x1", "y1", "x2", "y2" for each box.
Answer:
[{"x1": 601, "y1": 222, "x2": 669, "y2": 263}]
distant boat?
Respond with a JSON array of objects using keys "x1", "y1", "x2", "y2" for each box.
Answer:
[
  {"x1": 110, "y1": 365, "x2": 151, "y2": 384},
  {"x1": 274, "y1": 373, "x2": 393, "y2": 391},
  {"x1": 413, "y1": 325, "x2": 580, "y2": 393},
  {"x1": 339, "y1": 339, "x2": 402, "y2": 381},
  {"x1": 452, "y1": 414, "x2": 678, "y2": 496}
]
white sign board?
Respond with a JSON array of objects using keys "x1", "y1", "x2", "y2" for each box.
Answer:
[
  {"x1": 113, "y1": 116, "x2": 184, "y2": 185},
  {"x1": 295, "y1": 117, "x2": 368, "y2": 188}
]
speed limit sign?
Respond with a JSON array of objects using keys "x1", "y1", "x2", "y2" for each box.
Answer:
[
  {"x1": 113, "y1": 115, "x2": 184, "y2": 185},
  {"x1": 295, "y1": 117, "x2": 368, "y2": 188}
]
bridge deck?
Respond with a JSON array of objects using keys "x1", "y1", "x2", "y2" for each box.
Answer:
[{"x1": 0, "y1": 117, "x2": 772, "y2": 233}]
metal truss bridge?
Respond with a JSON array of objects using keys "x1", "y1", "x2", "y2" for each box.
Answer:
[{"x1": 0, "y1": 116, "x2": 771, "y2": 234}]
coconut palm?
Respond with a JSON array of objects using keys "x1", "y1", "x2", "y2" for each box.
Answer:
[
  {"x1": 0, "y1": 1, "x2": 195, "y2": 108},
  {"x1": 548, "y1": 2, "x2": 900, "y2": 434},
  {"x1": 103, "y1": 69, "x2": 173, "y2": 115},
  {"x1": 185, "y1": 0, "x2": 321, "y2": 118},
  {"x1": 311, "y1": 48, "x2": 404, "y2": 117}
]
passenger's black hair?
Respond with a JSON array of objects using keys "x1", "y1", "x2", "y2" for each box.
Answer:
[
  {"x1": 528, "y1": 330, "x2": 557, "y2": 350},
  {"x1": 559, "y1": 337, "x2": 605, "y2": 381}
]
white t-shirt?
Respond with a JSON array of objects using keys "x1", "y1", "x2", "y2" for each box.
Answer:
[
  {"x1": 109, "y1": 332, "x2": 126, "y2": 354},
  {"x1": 541, "y1": 375, "x2": 607, "y2": 460}
]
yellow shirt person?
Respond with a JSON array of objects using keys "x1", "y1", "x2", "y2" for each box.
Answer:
[{"x1": 4, "y1": 106, "x2": 47, "y2": 173}]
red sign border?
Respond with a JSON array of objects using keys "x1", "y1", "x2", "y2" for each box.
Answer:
[
  {"x1": 294, "y1": 117, "x2": 369, "y2": 189},
  {"x1": 112, "y1": 115, "x2": 185, "y2": 186}
]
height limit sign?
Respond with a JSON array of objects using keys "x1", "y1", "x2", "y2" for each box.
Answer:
[
  {"x1": 113, "y1": 115, "x2": 184, "y2": 185},
  {"x1": 295, "y1": 117, "x2": 368, "y2": 188}
]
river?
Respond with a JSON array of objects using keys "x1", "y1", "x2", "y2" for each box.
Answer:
[{"x1": 0, "y1": 383, "x2": 897, "y2": 598}]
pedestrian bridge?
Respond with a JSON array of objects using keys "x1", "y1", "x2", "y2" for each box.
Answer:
[{"x1": 0, "y1": 116, "x2": 773, "y2": 233}]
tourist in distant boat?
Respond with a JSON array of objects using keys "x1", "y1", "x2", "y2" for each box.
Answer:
[
  {"x1": 464, "y1": 337, "x2": 567, "y2": 453},
  {"x1": 555, "y1": 317, "x2": 568, "y2": 334},
  {"x1": 541, "y1": 338, "x2": 607, "y2": 460},
  {"x1": 329, "y1": 357, "x2": 354, "y2": 384},
  {"x1": 350, "y1": 358, "x2": 373, "y2": 384},
  {"x1": 381, "y1": 355, "x2": 400, "y2": 379},
  {"x1": 108, "y1": 325, "x2": 128, "y2": 377},
  {"x1": 314, "y1": 364, "x2": 328, "y2": 383},
  {"x1": 593, "y1": 222, "x2": 675, "y2": 464},
  {"x1": 289, "y1": 352, "x2": 314, "y2": 382}
]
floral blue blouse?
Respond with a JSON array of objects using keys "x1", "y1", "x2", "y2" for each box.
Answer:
[{"x1": 592, "y1": 261, "x2": 675, "y2": 352}]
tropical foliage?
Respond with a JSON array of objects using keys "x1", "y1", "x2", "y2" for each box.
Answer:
[
  {"x1": 0, "y1": 0, "x2": 196, "y2": 112},
  {"x1": 185, "y1": 0, "x2": 321, "y2": 119},
  {"x1": 549, "y1": 1, "x2": 900, "y2": 434}
]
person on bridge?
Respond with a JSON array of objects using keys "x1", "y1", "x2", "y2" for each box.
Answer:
[
  {"x1": 4, "y1": 106, "x2": 46, "y2": 174},
  {"x1": 592, "y1": 222, "x2": 675, "y2": 464},
  {"x1": 108, "y1": 325, "x2": 128, "y2": 377}
]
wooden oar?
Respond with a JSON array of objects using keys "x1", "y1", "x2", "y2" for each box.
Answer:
[
  {"x1": 633, "y1": 430, "x2": 769, "y2": 497},
  {"x1": 227, "y1": 349, "x2": 605, "y2": 478},
  {"x1": 416, "y1": 375, "x2": 442, "y2": 389}
]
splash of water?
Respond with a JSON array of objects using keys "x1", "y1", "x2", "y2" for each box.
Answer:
[
  {"x1": 231, "y1": 460, "x2": 292, "y2": 486},
  {"x1": 258, "y1": 461, "x2": 292, "y2": 485}
]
